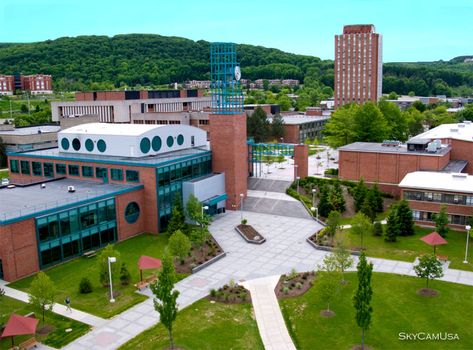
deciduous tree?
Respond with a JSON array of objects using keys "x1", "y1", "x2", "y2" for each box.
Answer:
[
  {"x1": 28, "y1": 272, "x2": 56, "y2": 325},
  {"x1": 414, "y1": 254, "x2": 443, "y2": 289}
]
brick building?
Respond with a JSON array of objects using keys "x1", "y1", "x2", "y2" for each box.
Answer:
[
  {"x1": 273, "y1": 115, "x2": 330, "y2": 144},
  {"x1": 21, "y1": 74, "x2": 53, "y2": 94},
  {"x1": 0, "y1": 75, "x2": 14, "y2": 95},
  {"x1": 1, "y1": 123, "x2": 227, "y2": 281},
  {"x1": 334, "y1": 24, "x2": 382, "y2": 108}
]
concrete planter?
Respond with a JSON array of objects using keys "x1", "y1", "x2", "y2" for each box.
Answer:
[
  {"x1": 192, "y1": 251, "x2": 227, "y2": 273},
  {"x1": 306, "y1": 237, "x2": 361, "y2": 256},
  {"x1": 235, "y1": 225, "x2": 266, "y2": 244}
]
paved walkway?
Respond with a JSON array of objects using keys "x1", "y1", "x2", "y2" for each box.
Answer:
[
  {"x1": 241, "y1": 276, "x2": 296, "y2": 350},
  {"x1": 0, "y1": 280, "x2": 106, "y2": 327}
]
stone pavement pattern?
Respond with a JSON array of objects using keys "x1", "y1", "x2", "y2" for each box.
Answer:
[{"x1": 241, "y1": 276, "x2": 296, "y2": 350}]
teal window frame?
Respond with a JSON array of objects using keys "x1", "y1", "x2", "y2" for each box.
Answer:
[
  {"x1": 111, "y1": 168, "x2": 123, "y2": 181},
  {"x1": 10, "y1": 159, "x2": 19, "y2": 173},
  {"x1": 55, "y1": 163, "x2": 66, "y2": 175},
  {"x1": 43, "y1": 162, "x2": 54, "y2": 177},
  {"x1": 124, "y1": 202, "x2": 140, "y2": 224},
  {"x1": 20, "y1": 160, "x2": 30, "y2": 175},
  {"x1": 96, "y1": 167, "x2": 108, "y2": 179},
  {"x1": 82, "y1": 166, "x2": 94, "y2": 177},
  {"x1": 32, "y1": 161, "x2": 42, "y2": 176},
  {"x1": 68, "y1": 164, "x2": 80, "y2": 176},
  {"x1": 126, "y1": 170, "x2": 139, "y2": 182}
]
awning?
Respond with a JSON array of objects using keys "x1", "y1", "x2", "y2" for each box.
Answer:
[
  {"x1": 203, "y1": 193, "x2": 227, "y2": 206},
  {"x1": 1, "y1": 314, "x2": 38, "y2": 338},
  {"x1": 138, "y1": 255, "x2": 162, "y2": 270}
]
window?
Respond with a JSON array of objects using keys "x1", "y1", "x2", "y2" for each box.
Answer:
[
  {"x1": 111, "y1": 168, "x2": 123, "y2": 181},
  {"x1": 85, "y1": 139, "x2": 94, "y2": 152},
  {"x1": 167, "y1": 136, "x2": 174, "y2": 147},
  {"x1": 32, "y1": 162, "x2": 42, "y2": 176},
  {"x1": 61, "y1": 138, "x2": 70, "y2": 150},
  {"x1": 140, "y1": 137, "x2": 151, "y2": 153},
  {"x1": 55, "y1": 163, "x2": 66, "y2": 175},
  {"x1": 72, "y1": 138, "x2": 81, "y2": 151},
  {"x1": 124, "y1": 202, "x2": 140, "y2": 224},
  {"x1": 82, "y1": 166, "x2": 94, "y2": 177},
  {"x1": 68, "y1": 164, "x2": 79, "y2": 176},
  {"x1": 177, "y1": 134, "x2": 184, "y2": 146},
  {"x1": 467, "y1": 196, "x2": 473, "y2": 206},
  {"x1": 126, "y1": 170, "x2": 139, "y2": 182},
  {"x1": 97, "y1": 139, "x2": 106, "y2": 152},
  {"x1": 20, "y1": 160, "x2": 30, "y2": 175},
  {"x1": 43, "y1": 163, "x2": 54, "y2": 177},
  {"x1": 96, "y1": 167, "x2": 107, "y2": 179},
  {"x1": 152, "y1": 136, "x2": 162, "y2": 152},
  {"x1": 10, "y1": 159, "x2": 19, "y2": 173}
]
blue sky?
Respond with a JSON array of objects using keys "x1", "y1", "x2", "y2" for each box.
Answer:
[{"x1": 0, "y1": 0, "x2": 471, "y2": 62}]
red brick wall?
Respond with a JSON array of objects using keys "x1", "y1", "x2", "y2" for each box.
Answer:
[
  {"x1": 209, "y1": 113, "x2": 248, "y2": 209},
  {"x1": 115, "y1": 188, "x2": 146, "y2": 240},
  {"x1": 0, "y1": 219, "x2": 39, "y2": 282},
  {"x1": 283, "y1": 125, "x2": 299, "y2": 144},
  {"x1": 294, "y1": 145, "x2": 309, "y2": 179},
  {"x1": 450, "y1": 139, "x2": 473, "y2": 174}
]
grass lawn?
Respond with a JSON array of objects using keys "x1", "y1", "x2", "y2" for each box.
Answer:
[
  {"x1": 0, "y1": 296, "x2": 90, "y2": 349},
  {"x1": 120, "y1": 298, "x2": 264, "y2": 350},
  {"x1": 337, "y1": 226, "x2": 473, "y2": 271},
  {"x1": 281, "y1": 272, "x2": 473, "y2": 350},
  {"x1": 0, "y1": 170, "x2": 8, "y2": 179},
  {"x1": 8, "y1": 233, "x2": 185, "y2": 318}
]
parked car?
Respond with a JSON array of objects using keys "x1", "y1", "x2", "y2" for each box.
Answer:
[{"x1": 1, "y1": 178, "x2": 10, "y2": 186}]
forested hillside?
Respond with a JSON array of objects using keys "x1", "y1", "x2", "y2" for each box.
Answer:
[{"x1": 0, "y1": 34, "x2": 471, "y2": 96}]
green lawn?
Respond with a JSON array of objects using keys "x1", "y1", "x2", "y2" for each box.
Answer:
[
  {"x1": 0, "y1": 296, "x2": 90, "y2": 349},
  {"x1": 120, "y1": 298, "x2": 264, "y2": 350},
  {"x1": 9, "y1": 233, "x2": 184, "y2": 318},
  {"x1": 338, "y1": 226, "x2": 473, "y2": 271},
  {"x1": 281, "y1": 272, "x2": 473, "y2": 350},
  {"x1": 0, "y1": 170, "x2": 8, "y2": 179}
]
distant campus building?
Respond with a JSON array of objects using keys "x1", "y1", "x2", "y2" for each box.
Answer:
[
  {"x1": 0, "y1": 74, "x2": 53, "y2": 95},
  {"x1": 339, "y1": 122, "x2": 473, "y2": 230},
  {"x1": 334, "y1": 24, "x2": 383, "y2": 108}
]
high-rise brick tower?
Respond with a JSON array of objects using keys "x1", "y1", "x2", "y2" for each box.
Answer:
[
  {"x1": 334, "y1": 24, "x2": 383, "y2": 108},
  {"x1": 208, "y1": 43, "x2": 248, "y2": 209}
]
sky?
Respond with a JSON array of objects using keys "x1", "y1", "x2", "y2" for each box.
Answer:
[{"x1": 0, "y1": 0, "x2": 472, "y2": 62}]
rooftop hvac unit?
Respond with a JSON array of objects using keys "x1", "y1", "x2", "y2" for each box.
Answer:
[
  {"x1": 450, "y1": 128, "x2": 459, "y2": 132},
  {"x1": 452, "y1": 173, "x2": 467, "y2": 179},
  {"x1": 67, "y1": 186, "x2": 75, "y2": 193},
  {"x1": 458, "y1": 124, "x2": 465, "y2": 128},
  {"x1": 426, "y1": 142, "x2": 437, "y2": 153},
  {"x1": 463, "y1": 120, "x2": 471, "y2": 124},
  {"x1": 433, "y1": 139, "x2": 442, "y2": 149}
]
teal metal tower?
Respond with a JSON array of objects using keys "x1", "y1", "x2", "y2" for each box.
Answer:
[{"x1": 210, "y1": 42, "x2": 244, "y2": 114}]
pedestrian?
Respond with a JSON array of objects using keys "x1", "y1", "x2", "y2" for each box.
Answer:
[{"x1": 65, "y1": 296, "x2": 72, "y2": 312}]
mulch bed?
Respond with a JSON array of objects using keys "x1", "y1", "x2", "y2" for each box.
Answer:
[
  {"x1": 208, "y1": 283, "x2": 251, "y2": 304},
  {"x1": 275, "y1": 271, "x2": 316, "y2": 299},
  {"x1": 352, "y1": 345, "x2": 372, "y2": 350},
  {"x1": 417, "y1": 288, "x2": 439, "y2": 297},
  {"x1": 236, "y1": 224, "x2": 265, "y2": 243},
  {"x1": 174, "y1": 236, "x2": 223, "y2": 274},
  {"x1": 320, "y1": 310, "x2": 336, "y2": 318},
  {"x1": 37, "y1": 324, "x2": 54, "y2": 335}
]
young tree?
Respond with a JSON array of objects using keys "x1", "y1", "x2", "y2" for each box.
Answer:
[
  {"x1": 350, "y1": 213, "x2": 372, "y2": 250},
  {"x1": 396, "y1": 200, "x2": 415, "y2": 236},
  {"x1": 272, "y1": 113, "x2": 285, "y2": 140},
  {"x1": 372, "y1": 221, "x2": 383, "y2": 237},
  {"x1": 276, "y1": 154, "x2": 285, "y2": 169},
  {"x1": 97, "y1": 244, "x2": 121, "y2": 287},
  {"x1": 28, "y1": 272, "x2": 56, "y2": 325},
  {"x1": 385, "y1": 209, "x2": 400, "y2": 242},
  {"x1": 166, "y1": 196, "x2": 186, "y2": 235},
  {"x1": 353, "y1": 253, "x2": 373, "y2": 350},
  {"x1": 317, "y1": 185, "x2": 333, "y2": 218},
  {"x1": 151, "y1": 254, "x2": 179, "y2": 349},
  {"x1": 414, "y1": 254, "x2": 444, "y2": 289},
  {"x1": 333, "y1": 241, "x2": 354, "y2": 283},
  {"x1": 433, "y1": 205, "x2": 449, "y2": 238},
  {"x1": 317, "y1": 254, "x2": 341, "y2": 315},
  {"x1": 186, "y1": 194, "x2": 211, "y2": 228},
  {"x1": 120, "y1": 263, "x2": 131, "y2": 286},
  {"x1": 353, "y1": 179, "x2": 367, "y2": 212},
  {"x1": 263, "y1": 153, "x2": 274, "y2": 174},
  {"x1": 360, "y1": 192, "x2": 376, "y2": 222},
  {"x1": 325, "y1": 210, "x2": 341, "y2": 245},
  {"x1": 169, "y1": 229, "x2": 191, "y2": 264}
]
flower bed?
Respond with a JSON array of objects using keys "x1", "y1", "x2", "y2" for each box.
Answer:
[
  {"x1": 307, "y1": 232, "x2": 361, "y2": 256},
  {"x1": 275, "y1": 271, "x2": 316, "y2": 299},
  {"x1": 208, "y1": 282, "x2": 251, "y2": 304},
  {"x1": 235, "y1": 224, "x2": 266, "y2": 244},
  {"x1": 174, "y1": 236, "x2": 225, "y2": 274}
]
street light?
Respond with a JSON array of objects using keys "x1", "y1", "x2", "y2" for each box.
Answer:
[
  {"x1": 239, "y1": 193, "x2": 244, "y2": 221},
  {"x1": 201, "y1": 205, "x2": 209, "y2": 225},
  {"x1": 312, "y1": 188, "x2": 317, "y2": 207},
  {"x1": 296, "y1": 176, "x2": 300, "y2": 193},
  {"x1": 108, "y1": 256, "x2": 116, "y2": 303},
  {"x1": 294, "y1": 164, "x2": 298, "y2": 182},
  {"x1": 464, "y1": 225, "x2": 471, "y2": 264},
  {"x1": 311, "y1": 206, "x2": 318, "y2": 221}
]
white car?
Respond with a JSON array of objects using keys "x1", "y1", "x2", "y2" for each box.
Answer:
[{"x1": 1, "y1": 178, "x2": 10, "y2": 186}]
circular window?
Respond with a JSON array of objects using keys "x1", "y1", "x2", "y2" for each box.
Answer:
[
  {"x1": 177, "y1": 134, "x2": 184, "y2": 146},
  {"x1": 166, "y1": 136, "x2": 174, "y2": 148},
  {"x1": 85, "y1": 139, "x2": 94, "y2": 152},
  {"x1": 140, "y1": 137, "x2": 151, "y2": 153},
  {"x1": 61, "y1": 138, "x2": 70, "y2": 150},
  {"x1": 72, "y1": 138, "x2": 81, "y2": 151},
  {"x1": 152, "y1": 136, "x2": 162, "y2": 152},
  {"x1": 97, "y1": 139, "x2": 106, "y2": 153},
  {"x1": 125, "y1": 202, "x2": 140, "y2": 224}
]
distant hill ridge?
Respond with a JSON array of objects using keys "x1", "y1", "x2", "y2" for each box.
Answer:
[{"x1": 0, "y1": 34, "x2": 471, "y2": 96}]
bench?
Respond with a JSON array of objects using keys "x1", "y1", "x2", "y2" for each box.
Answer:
[
  {"x1": 83, "y1": 250, "x2": 96, "y2": 258},
  {"x1": 135, "y1": 281, "x2": 149, "y2": 291},
  {"x1": 19, "y1": 337, "x2": 38, "y2": 350},
  {"x1": 24, "y1": 312, "x2": 35, "y2": 318},
  {"x1": 437, "y1": 255, "x2": 448, "y2": 262},
  {"x1": 145, "y1": 273, "x2": 157, "y2": 284}
]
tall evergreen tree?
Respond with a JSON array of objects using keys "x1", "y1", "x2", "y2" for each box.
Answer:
[
  {"x1": 271, "y1": 113, "x2": 285, "y2": 140},
  {"x1": 353, "y1": 253, "x2": 373, "y2": 350},
  {"x1": 353, "y1": 178, "x2": 367, "y2": 212},
  {"x1": 385, "y1": 209, "x2": 400, "y2": 242},
  {"x1": 247, "y1": 107, "x2": 271, "y2": 142},
  {"x1": 371, "y1": 184, "x2": 384, "y2": 213},
  {"x1": 360, "y1": 194, "x2": 376, "y2": 223},
  {"x1": 396, "y1": 200, "x2": 415, "y2": 236},
  {"x1": 167, "y1": 196, "x2": 186, "y2": 235},
  {"x1": 330, "y1": 179, "x2": 346, "y2": 213},
  {"x1": 151, "y1": 254, "x2": 179, "y2": 349},
  {"x1": 318, "y1": 185, "x2": 334, "y2": 218},
  {"x1": 433, "y1": 205, "x2": 449, "y2": 238}
]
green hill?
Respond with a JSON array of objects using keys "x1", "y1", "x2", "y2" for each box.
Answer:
[{"x1": 0, "y1": 34, "x2": 471, "y2": 96}]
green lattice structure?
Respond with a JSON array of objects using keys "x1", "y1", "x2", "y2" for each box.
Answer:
[{"x1": 210, "y1": 42, "x2": 244, "y2": 114}]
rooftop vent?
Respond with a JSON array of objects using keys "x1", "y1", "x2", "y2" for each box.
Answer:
[
  {"x1": 40, "y1": 183, "x2": 46, "y2": 189},
  {"x1": 452, "y1": 173, "x2": 467, "y2": 179},
  {"x1": 381, "y1": 140, "x2": 401, "y2": 147},
  {"x1": 463, "y1": 120, "x2": 472, "y2": 125},
  {"x1": 426, "y1": 142, "x2": 437, "y2": 153},
  {"x1": 67, "y1": 186, "x2": 75, "y2": 193},
  {"x1": 458, "y1": 124, "x2": 465, "y2": 128},
  {"x1": 450, "y1": 128, "x2": 459, "y2": 132}
]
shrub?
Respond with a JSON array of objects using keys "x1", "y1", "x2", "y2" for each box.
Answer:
[
  {"x1": 0, "y1": 287, "x2": 5, "y2": 297},
  {"x1": 296, "y1": 282, "x2": 302, "y2": 289},
  {"x1": 373, "y1": 222, "x2": 384, "y2": 236},
  {"x1": 79, "y1": 277, "x2": 93, "y2": 294},
  {"x1": 210, "y1": 289, "x2": 217, "y2": 297},
  {"x1": 120, "y1": 263, "x2": 131, "y2": 286},
  {"x1": 241, "y1": 218, "x2": 248, "y2": 225},
  {"x1": 289, "y1": 268, "x2": 298, "y2": 279},
  {"x1": 283, "y1": 287, "x2": 289, "y2": 295},
  {"x1": 229, "y1": 278, "x2": 236, "y2": 288},
  {"x1": 169, "y1": 230, "x2": 192, "y2": 264}
]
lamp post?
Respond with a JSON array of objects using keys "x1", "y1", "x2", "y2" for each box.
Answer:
[
  {"x1": 294, "y1": 164, "x2": 298, "y2": 182},
  {"x1": 464, "y1": 225, "x2": 471, "y2": 264},
  {"x1": 108, "y1": 256, "x2": 116, "y2": 303},
  {"x1": 296, "y1": 176, "x2": 300, "y2": 194},
  {"x1": 239, "y1": 193, "x2": 244, "y2": 221},
  {"x1": 311, "y1": 206, "x2": 318, "y2": 221},
  {"x1": 312, "y1": 188, "x2": 316, "y2": 207},
  {"x1": 201, "y1": 205, "x2": 209, "y2": 227}
]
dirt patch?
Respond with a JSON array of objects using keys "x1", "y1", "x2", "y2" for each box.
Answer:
[
  {"x1": 417, "y1": 288, "x2": 439, "y2": 297},
  {"x1": 37, "y1": 324, "x2": 54, "y2": 335},
  {"x1": 275, "y1": 272, "x2": 316, "y2": 299},
  {"x1": 236, "y1": 224, "x2": 265, "y2": 243},
  {"x1": 174, "y1": 236, "x2": 223, "y2": 274},
  {"x1": 320, "y1": 310, "x2": 335, "y2": 318},
  {"x1": 208, "y1": 284, "x2": 251, "y2": 304},
  {"x1": 352, "y1": 345, "x2": 372, "y2": 350}
]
